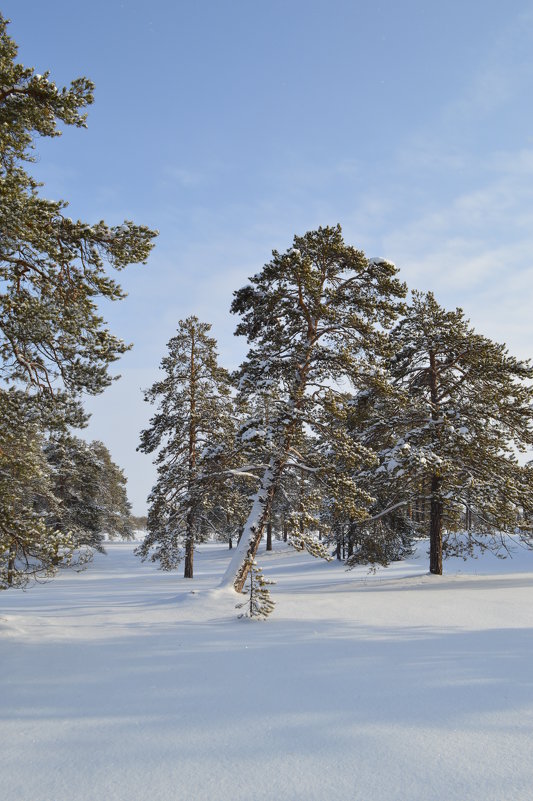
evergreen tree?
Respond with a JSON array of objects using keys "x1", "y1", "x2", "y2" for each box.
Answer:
[
  {"x1": 0, "y1": 14, "x2": 155, "y2": 583},
  {"x1": 89, "y1": 441, "x2": 133, "y2": 540},
  {"x1": 0, "y1": 391, "x2": 78, "y2": 588},
  {"x1": 236, "y1": 558, "x2": 276, "y2": 619},
  {"x1": 365, "y1": 291, "x2": 533, "y2": 574},
  {"x1": 44, "y1": 436, "x2": 133, "y2": 549},
  {"x1": 0, "y1": 14, "x2": 156, "y2": 407},
  {"x1": 137, "y1": 317, "x2": 234, "y2": 577},
  {"x1": 220, "y1": 225, "x2": 406, "y2": 592}
]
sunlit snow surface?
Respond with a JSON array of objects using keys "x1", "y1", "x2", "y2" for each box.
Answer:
[{"x1": 2, "y1": 538, "x2": 533, "y2": 801}]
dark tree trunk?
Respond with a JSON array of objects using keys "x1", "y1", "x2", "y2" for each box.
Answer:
[
  {"x1": 184, "y1": 535, "x2": 194, "y2": 578},
  {"x1": 184, "y1": 512, "x2": 194, "y2": 578},
  {"x1": 228, "y1": 536, "x2": 233, "y2": 549},
  {"x1": 347, "y1": 526, "x2": 354, "y2": 559},
  {"x1": 185, "y1": 330, "x2": 197, "y2": 580},
  {"x1": 266, "y1": 520, "x2": 272, "y2": 551},
  {"x1": 429, "y1": 473, "x2": 443, "y2": 575},
  {"x1": 283, "y1": 519, "x2": 288, "y2": 542},
  {"x1": 428, "y1": 350, "x2": 443, "y2": 575}
]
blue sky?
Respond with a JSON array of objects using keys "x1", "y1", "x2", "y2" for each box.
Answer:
[{"x1": 5, "y1": 1, "x2": 533, "y2": 512}]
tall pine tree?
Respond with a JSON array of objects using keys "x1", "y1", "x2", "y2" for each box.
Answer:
[
  {"x1": 0, "y1": 14, "x2": 155, "y2": 583},
  {"x1": 137, "y1": 317, "x2": 234, "y2": 577},
  {"x1": 220, "y1": 225, "x2": 406, "y2": 592},
  {"x1": 361, "y1": 291, "x2": 533, "y2": 573}
]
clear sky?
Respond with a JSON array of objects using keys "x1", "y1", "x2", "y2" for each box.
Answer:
[{"x1": 5, "y1": 0, "x2": 533, "y2": 513}]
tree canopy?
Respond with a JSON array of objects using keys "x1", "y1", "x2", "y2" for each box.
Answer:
[
  {"x1": 0, "y1": 13, "x2": 157, "y2": 408},
  {"x1": 0, "y1": 14, "x2": 152, "y2": 588}
]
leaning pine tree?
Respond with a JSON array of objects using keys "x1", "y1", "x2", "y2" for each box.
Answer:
[
  {"x1": 220, "y1": 225, "x2": 406, "y2": 593},
  {"x1": 137, "y1": 317, "x2": 234, "y2": 578}
]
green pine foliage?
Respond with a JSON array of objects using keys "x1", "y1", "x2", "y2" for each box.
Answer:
[
  {"x1": 356, "y1": 291, "x2": 533, "y2": 574},
  {"x1": 0, "y1": 391, "x2": 79, "y2": 588},
  {"x1": 0, "y1": 15, "x2": 151, "y2": 586},
  {"x1": 44, "y1": 436, "x2": 133, "y2": 550},
  {"x1": 136, "y1": 317, "x2": 235, "y2": 577},
  {"x1": 236, "y1": 558, "x2": 276, "y2": 619},
  {"x1": 224, "y1": 225, "x2": 406, "y2": 592},
  {"x1": 0, "y1": 14, "x2": 157, "y2": 406}
]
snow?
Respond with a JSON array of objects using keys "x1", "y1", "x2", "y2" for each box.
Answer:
[{"x1": 2, "y1": 538, "x2": 533, "y2": 801}]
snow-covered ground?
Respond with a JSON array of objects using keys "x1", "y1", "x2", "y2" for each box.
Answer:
[{"x1": 2, "y1": 538, "x2": 533, "y2": 801}]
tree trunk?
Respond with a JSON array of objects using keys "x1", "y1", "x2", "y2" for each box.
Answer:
[
  {"x1": 429, "y1": 473, "x2": 443, "y2": 575},
  {"x1": 184, "y1": 329, "x2": 197, "y2": 580},
  {"x1": 184, "y1": 536, "x2": 194, "y2": 578},
  {"x1": 336, "y1": 524, "x2": 342, "y2": 561},
  {"x1": 428, "y1": 350, "x2": 443, "y2": 575},
  {"x1": 7, "y1": 543, "x2": 15, "y2": 587},
  {"x1": 266, "y1": 520, "x2": 272, "y2": 551},
  {"x1": 221, "y1": 336, "x2": 314, "y2": 592},
  {"x1": 347, "y1": 526, "x2": 354, "y2": 559},
  {"x1": 184, "y1": 512, "x2": 194, "y2": 578},
  {"x1": 220, "y1": 458, "x2": 281, "y2": 592}
]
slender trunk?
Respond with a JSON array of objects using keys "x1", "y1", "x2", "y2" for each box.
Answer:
[
  {"x1": 347, "y1": 526, "x2": 354, "y2": 559},
  {"x1": 283, "y1": 518, "x2": 288, "y2": 542},
  {"x1": 184, "y1": 511, "x2": 194, "y2": 578},
  {"x1": 227, "y1": 513, "x2": 233, "y2": 548},
  {"x1": 266, "y1": 520, "x2": 272, "y2": 551},
  {"x1": 429, "y1": 474, "x2": 443, "y2": 574},
  {"x1": 428, "y1": 350, "x2": 443, "y2": 575},
  {"x1": 184, "y1": 330, "x2": 197, "y2": 579},
  {"x1": 7, "y1": 543, "x2": 15, "y2": 587}
]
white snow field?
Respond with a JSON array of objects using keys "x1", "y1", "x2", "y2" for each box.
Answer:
[{"x1": 2, "y1": 539, "x2": 533, "y2": 801}]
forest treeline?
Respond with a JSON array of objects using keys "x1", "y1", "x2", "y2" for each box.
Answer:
[{"x1": 1, "y1": 14, "x2": 532, "y2": 593}]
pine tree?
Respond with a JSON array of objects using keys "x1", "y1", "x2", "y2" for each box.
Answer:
[
  {"x1": 0, "y1": 391, "x2": 78, "y2": 588},
  {"x1": 0, "y1": 14, "x2": 156, "y2": 407},
  {"x1": 364, "y1": 291, "x2": 533, "y2": 574},
  {"x1": 236, "y1": 558, "x2": 276, "y2": 619},
  {"x1": 136, "y1": 317, "x2": 234, "y2": 577},
  {"x1": 0, "y1": 15, "x2": 155, "y2": 584},
  {"x1": 44, "y1": 436, "x2": 133, "y2": 549},
  {"x1": 220, "y1": 225, "x2": 406, "y2": 592},
  {"x1": 89, "y1": 441, "x2": 133, "y2": 540}
]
